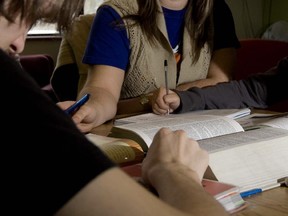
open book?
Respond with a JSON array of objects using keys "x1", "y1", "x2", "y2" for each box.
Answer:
[
  {"x1": 107, "y1": 111, "x2": 288, "y2": 192},
  {"x1": 86, "y1": 133, "x2": 145, "y2": 166},
  {"x1": 115, "y1": 108, "x2": 251, "y2": 126},
  {"x1": 110, "y1": 109, "x2": 252, "y2": 152},
  {"x1": 87, "y1": 109, "x2": 250, "y2": 165}
]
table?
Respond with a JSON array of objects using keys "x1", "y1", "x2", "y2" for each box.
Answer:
[
  {"x1": 91, "y1": 111, "x2": 288, "y2": 216},
  {"x1": 232, "y1": 186, "x2": 288, "y2": 216}
]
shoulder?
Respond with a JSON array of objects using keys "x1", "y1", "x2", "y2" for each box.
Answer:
[
  {"x1": 0, "y1": 49, "x2": 19, "y2": 68},
  {"x1": 102, "y1": 0, "x2": 138, "y2": 15},
  {"x1": 213, "y1": 0, "x2": 231, "y2": 11},
  {"x1": 212, "y1": 0, "x2": 239, "y2": 49},
  {"x1": 74, "y1": 13, "x2": 95, "y2": 28},
  {"x1": 277, "y1": 56, "x2": 288, "y2": 74},
  {"x1": 0, "y1": 49, "x2": 35, "y2": 87},
  {"x1": 213, "y1": 0, "x2": 233, "y2": 20},
  {"x1": 67, "y1": 14, "x2": 96, "y2": 41}
]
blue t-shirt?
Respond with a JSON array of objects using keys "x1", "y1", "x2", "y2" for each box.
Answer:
[{"x1": 83, "y1": 0, "x2": 239, "y2": 71}]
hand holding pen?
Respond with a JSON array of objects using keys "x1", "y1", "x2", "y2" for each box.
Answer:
[
  {"x1": 65, "y1": 93, "x2": 90, "y2": 116},
  {"x1": 151, "y1": 87, "x2": 181, "y2": 115}
]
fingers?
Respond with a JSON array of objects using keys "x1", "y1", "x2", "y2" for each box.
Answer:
[
  {"x1": 71, "y1": 103, "x2": 98, "y2": 133},
  {"x1": 56, "y1": 101, "x2": 77, "y2": 110},
  {"x1": 152, "y1": 87, "x2": 180, "y2": 115},
  {"x1": 151, "y1": 87, "x2": 168, "y2": 114},
  {"x1": 152, "y1": 102, "x2": 171, "y2": 115},
  {"x1": 143, "y1": 128, "x2": 209, "y2": 183},
  {"x1": 56, "y1": 101, "x2": 94, "y2": 133}
]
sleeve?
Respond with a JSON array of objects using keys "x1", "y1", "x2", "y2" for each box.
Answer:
[
  {"x1": 213, "y1": 0, "x2": 240, "y2": 50},
  {"x1": 174, "y1": 79, "x2": 268, "y2": 113},
  {"x1": 1, "y1": 50, "x2": 115, "y2": 215},
  {"x1": 82, "y1": 6, "x2": 130, "y2": 70},
  {"x1": 174, "y1": 57, "x2": 288, "y2": 113}
]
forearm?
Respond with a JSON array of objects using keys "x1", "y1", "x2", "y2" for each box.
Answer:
[
  {"x1": 79, "y1": 86, "x2": 118, "y2": 125},
  {"x1": 55, "y1": 167, "x2": 226, "y2": 216},
  {"x1": 175, "y1": 77, "x2": 271, "y2": 113},
  {"x1": 176, "y1": 77, "x2": 229, "y2": 91},
  {"x1": 176, "y1": 48, "x2": 236, "y2": 91},
  {"x1": 148, "y1": 163, "x2": 228, "y2": 215}
]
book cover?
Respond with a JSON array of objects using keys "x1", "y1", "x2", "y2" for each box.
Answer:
[{"x1": 121, "y1": 163, "x2": 247, "y2": 213}]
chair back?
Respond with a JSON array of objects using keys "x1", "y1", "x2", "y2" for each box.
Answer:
[
  {"x1": 234, "y1": 39, "x2": 288, "y2": 80},
  {"x1": 20, "y1": 54, "x2": 58, "y2": 102},
  {"x1": 235, "y1": 39, "x2": 288, "y2": 112},
  {"x1": 20, "y1": 54, "x2": 54, "y2": 88}
]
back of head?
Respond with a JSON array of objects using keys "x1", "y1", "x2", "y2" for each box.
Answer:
[{"x1": 0, "y1": 0, "x2": 85, "y2": 33}]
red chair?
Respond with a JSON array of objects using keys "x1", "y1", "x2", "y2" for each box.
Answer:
[
  {"x1": 20, "y1": 54, "x2": 58, "y2": 102},
  {"x1": 234, "y1": 39, "x2": 288, "y2": 112},
  {"x1": 234, "y1": 39, "x2": 288, "y2": 80}
]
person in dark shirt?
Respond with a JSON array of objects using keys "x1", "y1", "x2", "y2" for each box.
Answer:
[
  {"x1": 152, "y1": 57, "x2": 288, "y2": 114},
  {"x1": 1, "y1": 0, "x2": 227, "y2": 215}
]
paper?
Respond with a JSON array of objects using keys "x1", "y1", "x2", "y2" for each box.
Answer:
[{"x1": 200, "y1": 127, "x2": 288, "y2": 192}]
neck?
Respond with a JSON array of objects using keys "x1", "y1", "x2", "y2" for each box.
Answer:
[{"x1": 159, "y1": 0, "x2": 188, "y2": 10}]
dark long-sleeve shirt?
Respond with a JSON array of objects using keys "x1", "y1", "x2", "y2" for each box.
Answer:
[
  {"x1": 1, "y1": 49, "x2": 115, "y2": 215},
  {"x1": 175, "y1": 57, "x2": 288, "y2": 113}
]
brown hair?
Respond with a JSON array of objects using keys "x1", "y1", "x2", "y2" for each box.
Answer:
[
  {"x1": 0, "y1": 0, "x2": 85, "y2": 32},
  {"x1": 121, "y1": 0, "x2": 214, "y2": 63}
]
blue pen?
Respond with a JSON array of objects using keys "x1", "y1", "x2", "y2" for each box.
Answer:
[
  {"x1": 240, "y1": 182, "x2": 281, "y2": 198},
  {"x1": 65, "y1": 93, "x2": 90, "y2": 115},
  {"x1": 240, "y1": 188, "x2": 262, "y2": 198}
]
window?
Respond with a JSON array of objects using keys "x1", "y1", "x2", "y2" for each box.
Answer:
[
  {"x1": 28, "y1": 0, "x2": 104, "y2": 37},
  {"x1": 28, "y1": 23, "x2": 59, "y2": 37},
  {"x1": 84, "y1": 0, "x2": 103, "y2": 14}
]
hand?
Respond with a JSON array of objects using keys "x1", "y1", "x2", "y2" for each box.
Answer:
[
  {"x1": 152, "y1": 87, "x2": 181, "y2": 115},
  {"x1": 56, "y1": 100, "x2": 77, "y2": 111},
  {"x1": 57, "y1": 100, "x2": 98, "y2": 133},
  {"x1": 142, "y1": 128, "x2": 209, "y2": 186}
]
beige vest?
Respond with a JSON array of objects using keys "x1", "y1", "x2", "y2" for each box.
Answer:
[
  {"x1": 103, "y1": 0, "x2": 211, "y2": 99},
  {"x1": 53, "y1": 14, "x2": 95, "y2": 92}
]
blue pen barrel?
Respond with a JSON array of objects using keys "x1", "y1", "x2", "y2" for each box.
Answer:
[
  {"x1": 65, "y1": 93, "x2": 90, "y2": 115},
  {"x1": 240, "y1": 188, "x2": 262, "y2": 198}
]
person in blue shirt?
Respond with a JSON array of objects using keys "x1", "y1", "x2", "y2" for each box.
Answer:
[
  {"x1": 1, "y1": 0, "x2": 228, "y2": 215},
  {"x1": 152, "y1": 56, "x2": 288, "y2": 114},
  {"x1": 58, "y1": 0, "x2": 240, "y2": 133}
]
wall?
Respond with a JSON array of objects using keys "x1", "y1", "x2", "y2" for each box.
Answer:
[
  {"x1": 22, "y1": 37, "x2": 61, "y2": 63},
  {"x1": 226, "y1": 0, "x2": 288, "y2": 39},
  {"x1": 268, "y1": 0, "x2": 288, "y2": 23},
  {"x1": 226, "y1": 0, "x2": 265, "y2": 39}
]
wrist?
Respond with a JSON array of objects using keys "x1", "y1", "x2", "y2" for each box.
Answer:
[{"x1": 147, "y1": 163, "x2": 202, "y2": 188}]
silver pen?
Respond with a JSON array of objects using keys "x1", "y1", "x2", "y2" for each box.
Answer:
[{"x1": 164, "y1": 60, "x2": 169, "y2": 115}]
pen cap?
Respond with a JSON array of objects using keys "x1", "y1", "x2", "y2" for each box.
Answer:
[
  {"x1": 285, "y1": 177, "x2": 288, "y2": 187},
  {"x1": 278, "y1": 177, "x2": 288, "y2": 187}
]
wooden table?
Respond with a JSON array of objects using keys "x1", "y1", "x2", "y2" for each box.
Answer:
[
  {"x1": 91, "y1": 111, "x2": 288, "y2": 216},
  {"x1": 232, "y1": 186, "x2": 288, "y2": 216}
]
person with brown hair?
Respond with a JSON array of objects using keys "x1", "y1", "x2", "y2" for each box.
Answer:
[
  {"x1": 57, "y1": 0, "x2": 239, "y2": 133},
  {"x1": 1, "y1": 1, "x2": 227, "y2": 215}
]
